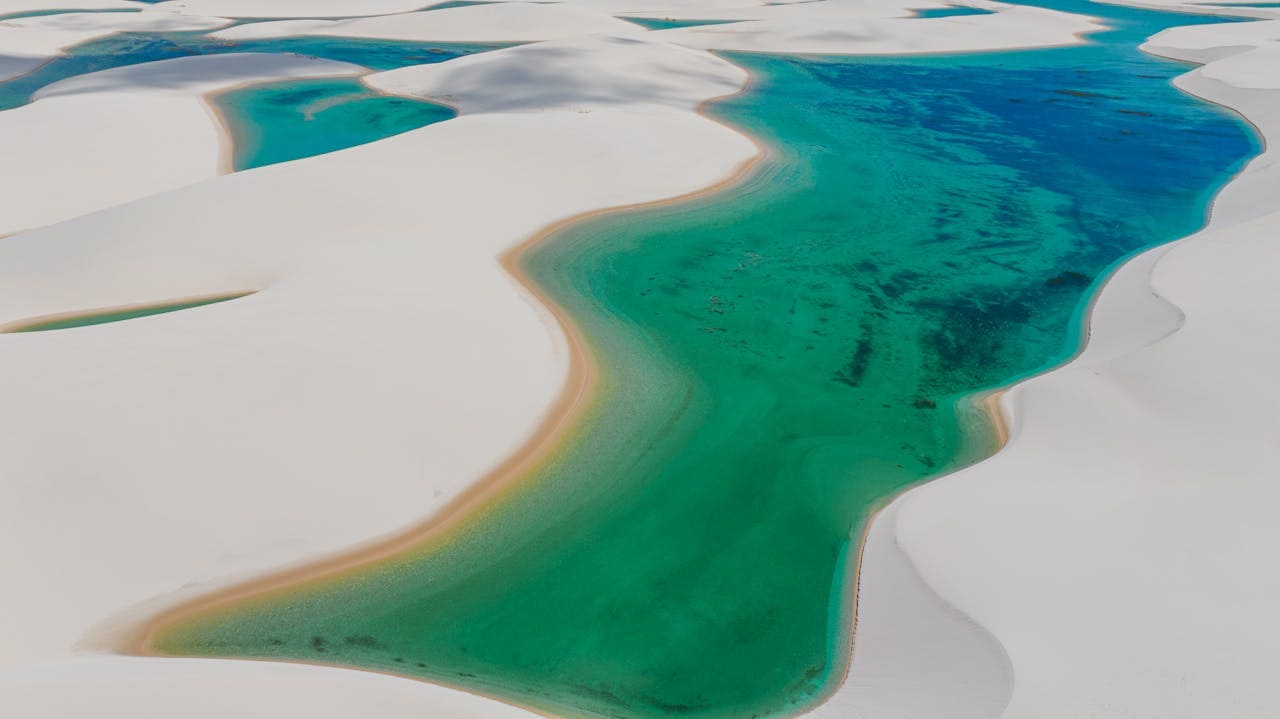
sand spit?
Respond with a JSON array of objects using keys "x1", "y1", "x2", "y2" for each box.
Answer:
[{"x1": 831, "y1": 14, "x2": 1280, "y2": 719}]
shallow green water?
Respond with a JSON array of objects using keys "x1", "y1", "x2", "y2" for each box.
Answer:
[
  {"x1": 217, "y1": 77, "x2": 454, "y2": 170},
  {"x1": 157, "y1": 2, "x2": 1259, "y2": 718},
  {"x1": 6, "y1": 294, "x2": 248, "y2": 333}
]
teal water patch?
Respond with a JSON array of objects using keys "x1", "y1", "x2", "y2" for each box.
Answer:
[
  {"x1": 217, "y1": 76, "x2": 454, "y2": 170},
  {"x1": 5, "y1": 293, "x2": 249, "y2": 333},
  {"x1": 155, "y1": 2, "x2": 1260, "y2": 719},
  {"x1": 427, "y1": 1, "x2": 497, "y2": 9},
  {"x1": 913, "y1": 5, "x2": 994, "y2": 18},
  {"x1": 0, "y1": 32, "x2": 498, "y2": 111},
  {"x1": 0, "y1": 8, "x2": 141, "y2": 20},
  {"x1": 622, "y1": 16, "x2": 742, "y2": 30}
]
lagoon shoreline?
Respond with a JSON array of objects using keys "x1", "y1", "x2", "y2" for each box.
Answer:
[{"x1": 1, "y1": 1, "x2": 1275, "y2": 718}]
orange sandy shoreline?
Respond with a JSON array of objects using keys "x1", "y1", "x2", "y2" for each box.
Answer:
[
  {"x1": 125, "y1": 81, "x2": 769, "y2": 663},
  {"x1": 805, "y1": 385, "x2": 1010, "y2": 716}
]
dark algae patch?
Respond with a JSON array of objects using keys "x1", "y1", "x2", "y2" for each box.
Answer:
[{"x1": 155, "y1": 2, "x2": 1259, "y2": 719}]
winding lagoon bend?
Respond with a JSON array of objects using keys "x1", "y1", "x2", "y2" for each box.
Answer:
[{"x1": 153, "y1": 3, "x2": 1260, "y2": 718}]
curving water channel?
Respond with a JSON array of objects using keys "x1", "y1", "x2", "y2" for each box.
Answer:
[{"x1": 148, "y1": 3, "x2": 1258, "y2": 719}]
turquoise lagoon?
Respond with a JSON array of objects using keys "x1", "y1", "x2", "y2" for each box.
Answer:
[
  {"x1": 217, "y1": 77, "x2": 453, "y2": 170},
  {"x1": 0, "y1": 32, "x2": 492, "y2": 112},
  {"x1": 0, "y1": 32, "x2": 481, "y2": 167},
  {"x1": 148, "y1": 2, "x2": 1259, "y2": 719}
]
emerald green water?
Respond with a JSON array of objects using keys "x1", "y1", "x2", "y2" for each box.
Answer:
[
  {"x1": 6, "y1": 294, "x2": 248, "y2": 333},
  {"x1": 622, "y1": 17, "x2": 742, "y2": 30},
  {"x1": 156, "y1": 2, "x2": 1259, "y2": 718},
  {"x1": 217, "y1": 78, "x2": 454, "y2": 170}
]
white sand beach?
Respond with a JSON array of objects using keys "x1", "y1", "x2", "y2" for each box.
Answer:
[{"x1": 0, "y1": 0, "x2": 1274, "y2": 717}]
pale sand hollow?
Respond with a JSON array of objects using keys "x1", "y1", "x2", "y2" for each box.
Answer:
[
  {"x1": 825, "y1": 13, "x2": 1280, "y2": 719},
  {"x1": 0, "y1": 9, "x2": 231, "y2": 82},
  {"x1": 0, "y1": 53, "x2": 363, "y2": 237}
]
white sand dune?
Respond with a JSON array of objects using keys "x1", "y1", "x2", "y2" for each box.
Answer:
[
  {"x1": 211, "y1": 3, "x2": 647, "y2": 42},
  {"x1": 207, "y1": 0, "x2": 1098, "y2": 55},
  {"x1": 366, "y1": 34, "x2": 744, "y2": 112},
  {"x1": 830, "y1": 14, "x2": 1280, "y2": 719},
  {"x1": 0, "y1": 0, "x2": 144, "y2": 15},
  {"x1": 1099, "y1": 0, "x2": 1280, "y2": 19},
  {"x1": 0, "y1": 53, "x2": 363, "y2": 237},
  {"x1": 150, "y1": 0, "x2": 453, "y2": 19},
  {"x1": 0, "y1": 10, "x2": 230, "y2": 82},
  {"x1": 660, "y1": 3, "x2": 1100, "y2": 55}
]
